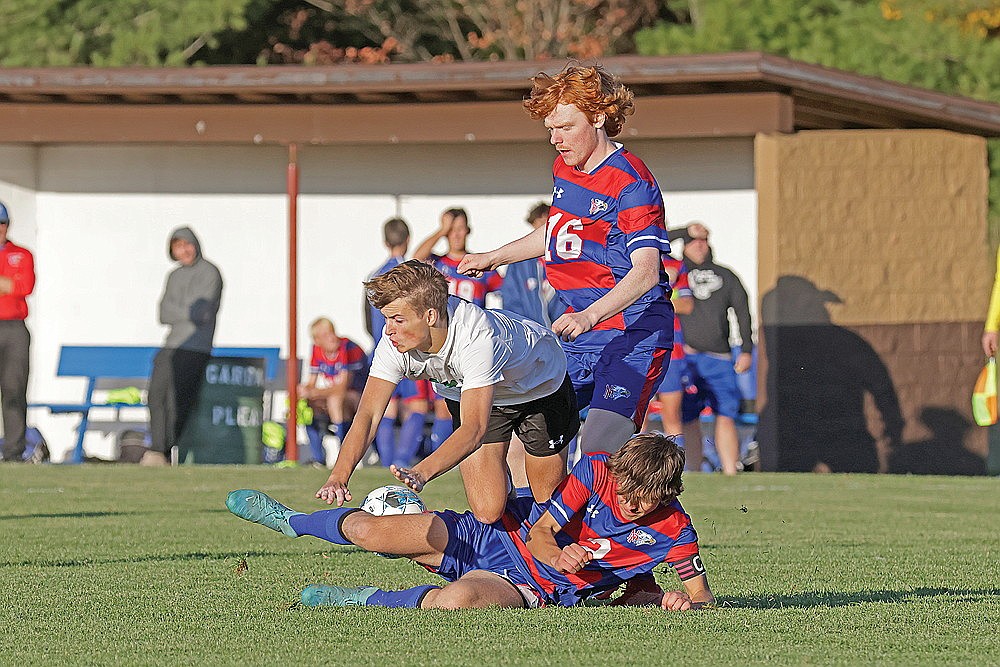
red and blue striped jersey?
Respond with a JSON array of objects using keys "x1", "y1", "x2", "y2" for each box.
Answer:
[
  {"x1": 432, "y1": 254, "x2": 503, "y2": 308},
  {"x1": 499, "y1": 453, "x2": 700, "y2": 607},
  {"x1": 544, "y1": 149, "x2": 674, "y2": 352},
  {"x1": 663, "y1": 256, "x2": 691, "y2": 361},
  {"x1": 309, "y1": 338, "x2": 369, "y2": 393}
]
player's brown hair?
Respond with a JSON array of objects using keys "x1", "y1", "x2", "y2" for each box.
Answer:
[
  {"x1": 606, "y1": 433, "x2": 685, "y2": 505},
  {"x1": 382, "y1": 217, "x2": 410, "y2": 247},
  {"x1": 364, "y1": 259, "x2": 449, "y2": 318},
  {"x1": 445, "y1": 207, "x2": 470, "y2": 230},
  {"x1": 526, "y1": 201, "x2": 550, "y2": 225},
  {"x1": 523, "y1": 64, "x2": 634, "y2": 138}
]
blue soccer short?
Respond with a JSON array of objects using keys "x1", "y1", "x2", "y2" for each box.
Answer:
[
  {"x1": 656, "y1": 355, "x2": 686, "y2": 394},
  {"x1": 394, "y1": 378, "x2": 431, "y2": 403},
  {"x1": 567, "y1": 337, "x2": 669, "y2": 430},
  {"x1": 681, "y1": 351, "x2": 741, "y2": 422},
  {"x1": 430, "y1": 509, "x2": 543, "y2": 608}
]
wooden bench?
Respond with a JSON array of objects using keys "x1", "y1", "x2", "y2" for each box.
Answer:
[{"x1": 29, "y1": 345, "x2": 283, "y2": 463}]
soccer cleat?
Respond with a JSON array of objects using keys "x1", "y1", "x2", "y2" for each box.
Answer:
[
  {"x1": 300, "y1": 584, "x2": 378, "y2": 607},
  {"x1": 226, "y1": 489, "x2": 302, "y2": 537}
]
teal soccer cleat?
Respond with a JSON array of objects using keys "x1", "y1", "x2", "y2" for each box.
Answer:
[
  {"x1": 226, "y1": 489, "x2": 302, "y2": 537},
  {"x1": 301, "y1": 584, "x2": 378, "y2": 607}
]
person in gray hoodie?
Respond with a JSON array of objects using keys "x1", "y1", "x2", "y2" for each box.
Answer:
[{"x1": 143, "y1": 226, "x2": 223, "y2": 466}]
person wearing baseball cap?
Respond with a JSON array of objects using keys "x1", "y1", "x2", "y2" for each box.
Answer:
[{"x1": 0, "y1": 201, "x2": 36, "y2": 462}]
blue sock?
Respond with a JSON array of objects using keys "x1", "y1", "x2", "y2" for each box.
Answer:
[
  {"x1": 305, "y1": 424, "x2": 325, "y2": 464},
  {"x1": 367, "y1": 585, "x2": 440, "y2": 608},
  {"x1": 393, "y1": 413, "x2": 425, "y2": 467},
  {"x1": 373, "y1": 417, "x2": 396, "y2": 466},
  {"x1": 288, "y1": 508, "x2": 359, "y2": 545},
  {"x1": 431, "y1": 418, "x2": 453, "y2": 452},
  {"x1": 674, "y1": 433, "x2": 685, "y2": 448},
  {"x1": 335, "y1": 421, "x2": 350, "y2": 443}
]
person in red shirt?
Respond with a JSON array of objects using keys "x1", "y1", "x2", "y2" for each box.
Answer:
[{"x1": 0, "y1": 202, "x2": 36, "y2": 462}]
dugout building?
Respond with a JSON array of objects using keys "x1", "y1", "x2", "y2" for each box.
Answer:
[{"x1": 1, "y1": 52, "x2": 998, "y2": 471}]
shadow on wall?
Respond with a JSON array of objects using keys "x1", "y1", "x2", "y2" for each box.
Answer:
[
  {"x1": 890, "y1": 407, "x2": 985, "y2": 475},
  {"x1": 757, "y1": 275, "x2": 905, "y2": 473}
]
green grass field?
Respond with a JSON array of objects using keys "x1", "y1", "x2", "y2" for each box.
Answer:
[{"x1": 1, "y1": 465, "x2": 997, "y2": 666}]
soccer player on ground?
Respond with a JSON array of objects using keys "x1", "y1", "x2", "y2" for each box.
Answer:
[
  {"x1": 458, "y1": 64, "x2": 674, "y2": 459},
  {"x1": 227, "y1": 433, "x2": 715, "y2": 610},
  {"x1": 316, "y1": 259, "x2": 578, "y2": 523}
]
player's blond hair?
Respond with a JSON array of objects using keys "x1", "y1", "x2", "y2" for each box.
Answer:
[
  {"x1": 364, "y1": 259, "x2": 449, "y2": 318},
  {"x1": 606, "y1": 433, "x2": 685, "y2": 505},
  {"x1": 523, "y1": 64, "x2": 634, "y2": 138},
  {"x1": 309, "y1": 317, "x2": 335, "y2": 335}
]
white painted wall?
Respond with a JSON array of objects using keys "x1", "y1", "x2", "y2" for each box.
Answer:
[{"x1": 1, "y1": 137, "x2": 756, "y2": 461}]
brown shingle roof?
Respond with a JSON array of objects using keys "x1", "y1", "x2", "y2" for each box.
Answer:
[{"x1": 1, "y1": 53, "x2": 998, "y2": 141}]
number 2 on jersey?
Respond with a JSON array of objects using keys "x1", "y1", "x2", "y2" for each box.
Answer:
[{"x1": 581, "y1": 538, "x2": 612, "y2": 559}]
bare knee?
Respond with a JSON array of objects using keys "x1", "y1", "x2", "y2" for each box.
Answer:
[
  {"x1": 422, "y1": 584, "x2": 488, "y2": 610},
  {"x1": 341, "y1": 511, "x2": 376, "y2": 547},
  {"x1": 467, "y1": 488, "x2": 505, "y2": 523},
  {"x1": 470, "y1": 503, "x2": 504, "y2": 525}
]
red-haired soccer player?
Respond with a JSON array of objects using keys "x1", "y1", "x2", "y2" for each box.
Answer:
[
  {"x1": 458, "y1": 64, "x2": 674, "y2": 460},
  {"x1": 227, "y1": 433, "x2": 715, "y2": 610}
]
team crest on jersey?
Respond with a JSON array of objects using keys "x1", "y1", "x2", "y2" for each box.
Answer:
[
  {"x1": 589, "y1": 198, "x2": 608, "y2": 215},
  {"x1": 7, "y1": 254, "x2": 22, "y2": 266},
  {"x1": 553, "y1": 187, "x2": 565, "y2": 199},
  {"x1": 627, "y1": 529, "x2": 656, "y2": 546},
  {"x1": 603, "y1": 384, "x2": 631, "y2": 400}
]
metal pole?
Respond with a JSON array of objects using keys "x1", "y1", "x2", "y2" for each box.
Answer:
[{"x1": 286, "y1": 143, "x2": 299, "y2": 464}]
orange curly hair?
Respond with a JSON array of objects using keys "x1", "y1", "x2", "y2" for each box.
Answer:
[{"x1": 523, "y1": 64, "x2": 635, "y2": 138}]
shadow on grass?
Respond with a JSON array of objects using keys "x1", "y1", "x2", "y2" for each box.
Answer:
[
  {"x1": 0, "y1": 511, "x2": 136, "y2": 521},
  {"x1": 718, "y1": 587, "x2": 1000, "y2": 608},
  {"x1": 0, "y1": 549, "x2": 297, "y2": 569}
]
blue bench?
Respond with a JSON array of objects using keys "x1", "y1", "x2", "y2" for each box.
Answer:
[{"x1": 29, "y1": 345, "x2": 283, "y2": 463}]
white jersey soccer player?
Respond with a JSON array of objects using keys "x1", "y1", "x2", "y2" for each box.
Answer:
[
  {"x1": 369, "y1": 296, "x2": 565, "y2": 405},
  {"x1": 317, "y1": 260, "x2": 579, "y2": 524}
]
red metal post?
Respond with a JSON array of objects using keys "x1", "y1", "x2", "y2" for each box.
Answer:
[{"x1": 285, "y1": 143, "x2": 299, "y2": 463}]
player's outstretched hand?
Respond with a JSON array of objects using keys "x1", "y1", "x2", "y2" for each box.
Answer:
[
  {"x1": 390, "y1": 465, "x2": 426, "y2": 493},
  {"x1": 316, "y1": 477, "x2": 351, "y2": 506},
  {"x1": 457, "y1": 252, "x2": 495, "y2": 278},
  {"x1": 660, "y1": 590, "x2": 694, "y2": 611},
  {"x1": 552, "y1": 311, "x2": 597, "y2": 342},
  {"x1": 552, "y1": 543, "x2": 593, "y2": 574}
]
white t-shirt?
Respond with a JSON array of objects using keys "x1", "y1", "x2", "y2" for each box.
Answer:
[{"x1": 369, "y1": 296, "x2": 566, "y2": 405}]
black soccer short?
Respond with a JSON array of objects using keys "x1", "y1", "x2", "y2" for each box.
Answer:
[{"x1": 445, "y1": 374, "x2": 579, "y2": 457}]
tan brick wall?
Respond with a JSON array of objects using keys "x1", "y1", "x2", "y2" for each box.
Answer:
[
  {"x1": 755, "y1": 130, "x2": 990, "y2": 474},
  {"x1": 756, "y1": 130, "x2": 990, "y2": 326}
]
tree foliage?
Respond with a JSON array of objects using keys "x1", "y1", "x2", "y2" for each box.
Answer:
[
  {"x1": 0, "y1": 0, "x2": 675, "y2": 66},
  {"x1": 0, "y1": 0, "x2": 250, "y2": 66},
  {"x1": 636, "y1": 0, "x2": 1000, "y2": 242}
]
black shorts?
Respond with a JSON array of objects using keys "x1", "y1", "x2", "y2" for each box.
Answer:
[{"x1": 445, "y1": 375, "x2": 579, "y2": 457}]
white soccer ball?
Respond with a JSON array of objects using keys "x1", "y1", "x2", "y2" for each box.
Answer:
[{"x1": 360, "y1": 485, "x2": 427, "y2": 516}]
